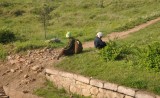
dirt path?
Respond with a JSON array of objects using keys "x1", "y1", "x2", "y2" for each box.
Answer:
[
  {"x1": 83, "y1": 17, "x2": 160, "y2": 48},
  {"x1": 0, "y1": 17, "x2": 160, "y2": 96}
]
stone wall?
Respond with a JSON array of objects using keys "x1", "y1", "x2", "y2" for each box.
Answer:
[{"x1": 45, "y1": 69, "x2": 160, "y2": 98}]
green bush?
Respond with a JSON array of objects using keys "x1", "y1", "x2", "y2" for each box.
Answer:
[
  {"x1": 101, "y1": 41, "x2": 160, "y2": 71},
  {"x1": 0, "y1": 27, "x2": 16, "y2": 44},
  {"x1": 130, "y1": 42, "x2": 160, "y2": 71},
  {"x1": 101, "y1": 41, "x2": 132, "y2": 61},
  {"x1": 144, "y1": 42, "x2": 160, "y2": 71}
]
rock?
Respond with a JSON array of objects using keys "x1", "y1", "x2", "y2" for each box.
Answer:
[
  {"x1": 43, "y1": 56, "x2": 47, "y2": 59},
  {"x1": 24, "y1": 74, "x2": 29, "y2": 78},
  {"x1": 7, "y1": 56, "x2": 12, "y2": 60},
  {"x1": 50, "y1": 38, "x2": 61, "y2": 43},
  {"x1": 23, "y1": 90, "x2": 29, "y2": 93},
  {"x1": 30, "y1": 78, "x2": 36, "y2": 82},
  {"x1": 16, "y1": 55, "x2": 21, "y2": 59},
  {"x1": 21, "y1": 79, "x2": 29, "y2": 84},
  {"x1": 10, "y1": 69, "x2": 15, "y2": 73},
  {"x1": 19, "y1": 70, "x2": 23, "y2": 73},
  {"x1": 27, "y1": 50, "x2": 31, "y2": 56},
  {"x1": 15, "y1": 67, "x2": 20, "y2": 71},
  {"x1": 2, "y1": 73, "x2": 5, "y2": 76},
  {"x1": 2, "y1": 70, "x2": 10, "y2": 76},
  {"x1": 10, "y1": 60, "x2": 19, "y2": 65},
  {"x1": 31, "y1": 65, "x2": 40, "y2": 71},
  {"x1": 19, "y1": 58, "x2": 25, "y2": 62},
  {"x1": 5, "y1": 70, "x2": 10, "y2": 73},
  {"x1": 25, "y1": 60, "x2": 33, "y2": 65}
]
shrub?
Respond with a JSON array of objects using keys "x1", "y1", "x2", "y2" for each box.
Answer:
[
  {"x1": 101, "y1": 41, "x2": 119, "y2": 61},
  {"x1": 101, "y1": 41, "x2": 133, "y2": 61},
  {"x1": 129, "y1": 42, "x2": 160, "y2": 72},
  {"x1": 145, "y1": 42, "x2": 160, "y2": 71},
  {"x1": 101, "y1": 41, "x2": 160, "y2": 71},
  {"x1": 0, "y1": 27, "x2": 16, "y2": 44}
]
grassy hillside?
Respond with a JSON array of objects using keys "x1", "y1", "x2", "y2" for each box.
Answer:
[
  {"x1": 55, "y1": 21, "x2": 160, "y2": 95},
  {"x1": 1, "y1": 0, "x2": 160, "y2": 96},
  {"x1": 0, "y1": 0, "x2": 160, "y2": 42}
]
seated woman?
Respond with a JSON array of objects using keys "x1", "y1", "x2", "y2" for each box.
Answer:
[
  {"x1": 94, "y1": 32, "x2": 106, "y2": 49},
  {"x1": 57, "y1": 32, "x2": 83, "y2": 60}
]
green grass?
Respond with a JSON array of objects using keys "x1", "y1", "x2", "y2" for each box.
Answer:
[
  {"x1": 55, "y1": 21, "x2": 160, "y2": 95},
  {"x1": 0, "y1": 0, "x2": 160, "y2": 42},
  {"x1": 34, "y1": 80, "x2": 90, "y2": 98},
  {"x1": 13, "y1": 40, "x2": 64, "y2": 52},
  {"x1": 0, "y1": 0, "x2": 160, "y2": 57},
  {"x1": 0, "y1": 0, "x2": 160, "y2": 96}
]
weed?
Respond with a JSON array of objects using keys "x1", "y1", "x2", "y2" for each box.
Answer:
[{"x1": 0, "y1": 44, "x2": 7, "y2": 60}]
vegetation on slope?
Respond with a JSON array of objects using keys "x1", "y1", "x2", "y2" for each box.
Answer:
[
  {"x1": 0, "y1": 0, "x2": 160, "y2": 41},
  {"x1": 0, "y1": 0, "x2": 160, "y2": 59},
  {"x1": 35, "y1": 80, "x2": 90, "y2": 98},
  {"x1": 55, "y1": 21, "x2": 160, "y2": 95}
]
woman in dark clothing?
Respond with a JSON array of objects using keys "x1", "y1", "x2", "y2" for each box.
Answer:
[
  {"x1": 61, "y1": 37, "x2": 75, "y2": 55},
  {"x1": 57, "y1": 32, "x2": 75, "y2": 60},
  {"x1": 94, "y1": 32, "x2": 106, "y2": 49},
  {"x1": 57, "y1": 32, "x2": 83, "y2": 60}
]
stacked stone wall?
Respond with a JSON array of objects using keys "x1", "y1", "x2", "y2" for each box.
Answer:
[{"x1": 45, "y1": 69, "x2": 160, "y2": 98}]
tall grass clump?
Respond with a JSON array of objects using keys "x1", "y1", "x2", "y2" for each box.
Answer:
[
  {"x1": 0, "y1": 44, "x2": 7, "y2": 60},
  {"x1": 0, "y1": 27, "x2": 16, "y2": 44},
  {"x1": 134, "y1": 42, "x2": 160, "y2": 71},
  {"x1": 101, "y1": 41, "x2": 160, "y2": 72},
  {"x1": 145, "y1": 42, "x2": 160, "y2": 71},
  {"x1": 101, "y1": 41, "x2": 133, "y2": 61}
]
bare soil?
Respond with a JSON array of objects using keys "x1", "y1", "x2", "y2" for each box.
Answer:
[{"x1": 0, "y1": 17, "x2": 160, "y2": 95}]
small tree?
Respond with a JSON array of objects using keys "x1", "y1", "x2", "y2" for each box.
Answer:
[{"x1": 39, "y1": 4, "x2": 51, "y2": 39}]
